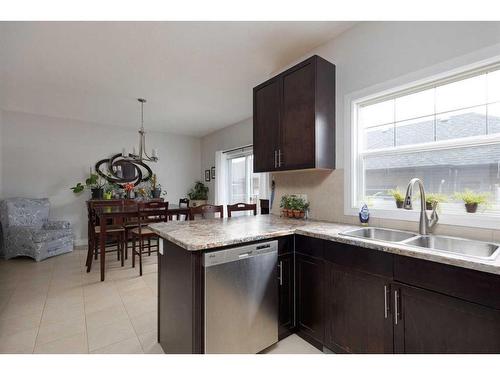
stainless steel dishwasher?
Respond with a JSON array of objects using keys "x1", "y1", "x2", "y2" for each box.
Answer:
[{"x1": 203, "y1": 240, "x2": 278, "y2": 354}]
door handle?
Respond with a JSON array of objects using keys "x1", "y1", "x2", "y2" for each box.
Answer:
[
  {"x1": 278, "y1": 260, "x2": 283, "y2": 286},
  {"x1": 394, "y1": 289, "x2": 400, "y2": 325},
  {"x1": 278, "y1": 149, "x2": 282, "y2": 167},
  {"x1": 384, "y1": 285, "x2": 390, "y2": 319}
]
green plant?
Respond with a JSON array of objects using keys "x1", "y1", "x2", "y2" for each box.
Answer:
[
  {"x1": 188, "y1": 181, "x2": 209, "y2": 200},
  {"x1": 71, "y1": 173, "x2": 105, "y2": 194},
  {"x1": 425, "y1": 193, "x2": 447, "y2": 205},
  {"x1": 280, "y1": 195, "x2": 291, "y2": 209},
  {"x1": 453, "y1": 189, "x2": 489, "y2": 205},
  {"x1": 284, "y1": 195, "x2": 309, "y2": 211},
  {"x1": 388, "y1": 188, "x2": 405, "y2": 203}
]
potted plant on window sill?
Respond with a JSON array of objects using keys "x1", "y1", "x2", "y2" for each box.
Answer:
[
  {"x1": 425, "y1": 193, "x2": 447, "y2": 211},
  {"x1": 454, "y1": 190, "x2": 489, "y2": 213},
  {"x1": 388, "y1": 188, "x2": 405, "y2": 208},
  {"x1": 188, "y1": 181, "x2": 209, "y2": 207}
]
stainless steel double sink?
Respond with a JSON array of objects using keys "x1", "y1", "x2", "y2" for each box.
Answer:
[{"x1": 340, "y1": 227, "x2": 500, "y2": 260}]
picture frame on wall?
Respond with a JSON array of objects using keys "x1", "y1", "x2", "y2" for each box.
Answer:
[
  {"x1": 211, "y1": 166, "x2": 215, "y2": 180},
  {"x1": 205, "y1": 169, "x2": 211, "y2": 182}
]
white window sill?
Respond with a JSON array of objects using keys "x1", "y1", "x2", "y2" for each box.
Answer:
[{"x1": 344, "y1": 207, "x2": 500, "y2": 231}]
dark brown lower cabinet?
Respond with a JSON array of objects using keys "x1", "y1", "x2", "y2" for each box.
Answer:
[
  {"x1": 296, "y1": 253, "x2": 324, "y2": 347},
  {"x1": 393, "y1": 283, "x2": 500, "y2": 353},
  {"x1": 324, "y1": 262, "x2": 394, "y2": 353},
  {"x1": 278, "y1": 253, "x2": 295, "y2": 339}
]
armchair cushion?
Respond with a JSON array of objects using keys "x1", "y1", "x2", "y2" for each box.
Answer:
[{"x1": 43, "y1": 220, "x2": 71, "y2": 230}]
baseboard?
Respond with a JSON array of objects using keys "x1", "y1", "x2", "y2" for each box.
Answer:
[{"x1": 74, "y1": 238, "x2": 88, "y2": 248}]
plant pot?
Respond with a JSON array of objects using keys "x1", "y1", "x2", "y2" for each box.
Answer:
[
  {"x1": 190, "y1": 200, "x2": 207, "y2": 207},
  {"x1": 103, "y1": 192, "x2": 113, "y2": 200},
  {"x1": 287, "y1": 210, "x2": 294, "y2": 218},
  {"x1": 396, "y1": 200, "x2": 404, "y2": 209},
  {"x1": 91, "y1": 188, "x2": 103, "y2": 199},
  {"x1": 281, "y1": 209, "x2": 288, "y2": 217},
  {"x1": 293, "y1": 209, "x2": 301, "y2": 218},
  {"x1": 465, "y1": 203, "x2": 478, "y2": 213},
  {"x1": 299, "y1": 211, "x2": 305, "y2": 219},
  {"x1": 152, "y1": 188, "x2": 162, "y2": 199},
  {"x1": 425, "y1": 202, "x2": 433, "y2": 210}
]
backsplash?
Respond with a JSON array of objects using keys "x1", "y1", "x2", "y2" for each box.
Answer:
[{"x1": 271, "y1": 169, "x2": 500, "y2": 243}]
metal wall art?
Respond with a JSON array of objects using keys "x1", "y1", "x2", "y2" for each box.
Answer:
[{"x1": 95, "y1": 153, "x2": 153, "y2": 187}]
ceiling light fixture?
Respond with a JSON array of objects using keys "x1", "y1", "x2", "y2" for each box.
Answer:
[{"x1": 122, "y1": 98, "x2": 158, "y2": 163}]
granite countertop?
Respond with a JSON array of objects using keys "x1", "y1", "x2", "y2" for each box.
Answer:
[{"x1": 148, "y1": 215, "x2": 500, "y2": 276}]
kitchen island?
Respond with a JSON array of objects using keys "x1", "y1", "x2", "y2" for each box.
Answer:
[{"x1": 150, "y1": 215, "x2": 500, "y2": 354}]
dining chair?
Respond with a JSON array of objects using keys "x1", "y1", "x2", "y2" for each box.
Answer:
[
  {"x1": 86, "y1": 200, "x2": 126, "y2": 272},
  {"x1": 227, "y1": 203, "x2": 257, "y2": 217},
  {"x1": 131, "y1": 201, "x2": 169, "y2": 276},
  {"x1": 189, "y1": 204, "x2": 224, "y2": 220},
  {"x1": 171, "y1": 198, "x2": 190, "y2": 221}
]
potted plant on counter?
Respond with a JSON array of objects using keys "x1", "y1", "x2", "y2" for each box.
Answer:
[
  {"x1": 71, "y1": 172, "x2": 106, "y2": 199},
  {"x1": 388, "y1": 188, "x2": 405, "y2": 208},
  {"x1": 188, "y1": 181, "x2": 209, "y2": 207},
  {"x1": 280, "y1": 194, "x2": 309, "y2": 219},
  {"x1": 425, "y1": 193, "x2": 447, "y2": 211},
  {"x1": 454, "y1": 189, "x2": 489, "y2": 213},
  {"x1": 280, "y1": 195, "x2": 291, "y2": 217}
]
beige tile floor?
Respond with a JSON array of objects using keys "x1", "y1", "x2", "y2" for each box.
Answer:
[{"x1": 0, "y1": 248, "x2": 320, "y2": 354}]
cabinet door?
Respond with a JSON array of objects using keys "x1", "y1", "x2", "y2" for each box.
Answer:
[
  {"x1": 393, "y1": 283, "x2": 500, "y2": 353},
  {"x1": 280, "y1": 61, "x2": 316, "y2": 170},
  {"x1": 296, "y1": 253, "x2": 324, "y2": 346},
  {"x1": 253, "y1": 78, "x2": 281, "y2": 172},
  {"x1": 324, "y1": 262, "x2": 393, "y2": 353},
  {"x1": 278, "y1": 253, "x2": 295, "y2": 339}
]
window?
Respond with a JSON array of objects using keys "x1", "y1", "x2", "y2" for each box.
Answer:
[
  {"x1": 352, "y1": 63, "x2": 500, "y2": 220},
  {"x1": 227, "y1": 152, "x2": 260, "y2": 205}
]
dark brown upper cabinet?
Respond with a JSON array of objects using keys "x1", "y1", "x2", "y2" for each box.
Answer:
[{"x1": 253, "y1": 55, "x2": 335, "y2": 172}]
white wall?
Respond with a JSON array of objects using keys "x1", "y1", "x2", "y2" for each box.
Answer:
[
  {"x1": 1, "y1": 111, "x2": 201, "y2": 244},
  {"x1": 200, "y1": 117, "x2": 252, "y2": 202},
  {"x1": 0, "y1": 110, "x2": 3, "y2": 198}
]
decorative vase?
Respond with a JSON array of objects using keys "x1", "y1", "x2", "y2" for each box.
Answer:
[
  {"x1": 396, "y1": 200, "x2": 404, "y2": 209},
  {"x1": 465, "y1": 203, "x2": 478, "y2": 213},
  {"x1": 91, "y1": 188, "x2": 103, "y2": 199},
  {"x1": 152, "y1": 188, "x2": 162, "y2": 199}
]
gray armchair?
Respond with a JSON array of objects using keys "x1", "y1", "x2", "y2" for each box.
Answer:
[{"x1": 0, "y1": 198, "x2": 73, "y2": 262}]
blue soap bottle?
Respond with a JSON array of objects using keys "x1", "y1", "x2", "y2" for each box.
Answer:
[{"x1": 359, "y1": 203, "x2": 370, "y2": 226}]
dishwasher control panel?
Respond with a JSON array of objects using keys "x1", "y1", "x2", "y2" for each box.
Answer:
[{"x1": 203, "y1": 240, "x2": 278, "y2": 267}]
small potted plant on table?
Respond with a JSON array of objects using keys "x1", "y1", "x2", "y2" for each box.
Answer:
[
  {"x1": 388, "y1": 188, "x2": 405, "y2": 208},
  {"x1": 71, "y1": 172, "x2": 106, "y2": 199},
  {"x1": 150, "y1": 174, "x2": 163, "y2": 198},
  {"x1": 188, "y1": 181, "x2": 209, "y2": 207},
  {"x1": 454, "y1": 189, "x2": 489, "y2": 213}
]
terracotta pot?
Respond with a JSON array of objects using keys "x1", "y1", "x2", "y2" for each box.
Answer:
[
  {"x1": 298, "y1": 211, "x2": 305, "y2": 219},
  {"x1": 281, "y1": 209, "x2": 288, "y2": 217},
  {"x1": 293, "y1": 209, "x2": 301, "y2": 218},
  {"x1": 287, "y1": 210, "x2": 294, "y2": 218},
  {"x1": 396, "y1": 200, "x2": 404, "y2": 209},
  {"x1": 465, "y1": 203, "x2": 478, "y2": 213}
]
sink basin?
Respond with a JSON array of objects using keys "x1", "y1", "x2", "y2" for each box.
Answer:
[
  {"x1": 403, "y1": 235, "x2": 500, "y2": 260},
  {"x1": 341, "y1": 227, "x2": 417, "y2": 242}
]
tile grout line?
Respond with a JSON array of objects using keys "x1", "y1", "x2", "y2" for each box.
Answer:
[{"x1": 32, "y1": 260, "x2": 56, "y2": 354}]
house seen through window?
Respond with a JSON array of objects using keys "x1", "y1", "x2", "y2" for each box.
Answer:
[{"x1": 354, "y1": 64, "x2": 500, "y2": 216}]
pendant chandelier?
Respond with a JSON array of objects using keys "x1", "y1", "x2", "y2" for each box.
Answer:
[{"x1": 122, "y1": 98, "x2": 158, "y2": 162}]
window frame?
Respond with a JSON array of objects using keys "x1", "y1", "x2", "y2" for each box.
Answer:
[
  {"x1": 346, "y1": 57, "x2": 500, "y2": 230},
  {"x1": 226, "y1": 148, "x2": 257, "y2": 205}
]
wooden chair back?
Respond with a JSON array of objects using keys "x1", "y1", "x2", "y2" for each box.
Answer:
[
  {"x1": 227, "y1": 203, "x2": 257, "y2": 217},
  {"x1": 189, "y1": 204, "x2": 224, "y2": 220},
  {"x1": 137, "y1": 201, "x2": 169, "y2": 225},
  {"x1": 88, "y1": 200, "x2": 124, "y2": 227}
]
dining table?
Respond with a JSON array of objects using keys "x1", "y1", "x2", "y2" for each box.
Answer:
[{"x1": 92, "y1": 203, "x2": 190, "y2": 281}]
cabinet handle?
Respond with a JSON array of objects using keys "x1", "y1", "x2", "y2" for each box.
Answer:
[
  {"x1": 394, "y1": 290, "x2": 400, "y2": 325},
  {"x1": 278, "y1": 260, "x2": 283, "y2": 286},
  {"x1": 384, "y1": 285, "x2": 390, "y2": 319},
  {"x1": 274, "y1": 150, "x2": 277, "y2": 168},
  {"x1": 278, "y1": 149, "x2": 282, "y2": 167}
]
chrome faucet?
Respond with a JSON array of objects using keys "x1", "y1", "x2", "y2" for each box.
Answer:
[{"x1": 404, "y1": 178, "x2": 439, "y2": 235}]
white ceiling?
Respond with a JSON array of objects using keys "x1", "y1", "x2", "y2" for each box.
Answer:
[{"x1": 0, "y1": 22, "x2": 354, "y2": 137}]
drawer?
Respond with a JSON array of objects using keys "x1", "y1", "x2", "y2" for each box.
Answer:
[
  {"x1": 323, "y1": 240, "x2": 393, "y2": 278},
  {"x1": 394, "y1": 255, "x2": 500, "y2": 310},
  {"x1": 295, "y1": 235, "x2": 324, "y2": 259}
]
